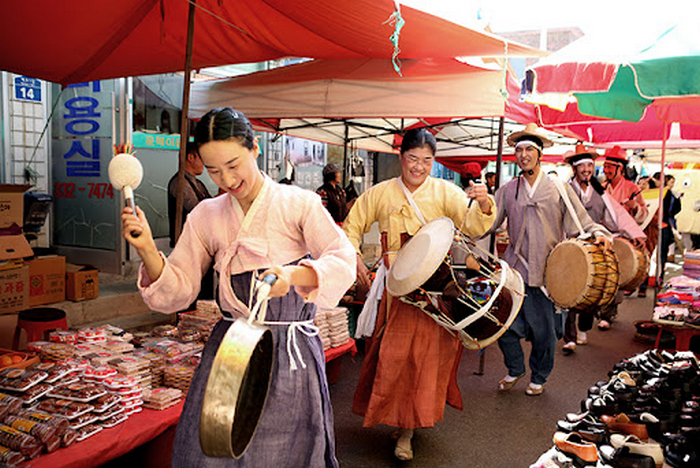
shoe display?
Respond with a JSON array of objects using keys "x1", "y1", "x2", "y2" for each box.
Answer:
[
  {"x1": 609, "y1": 434, "x2": 664, "y2": 467},
  {"x1": 553, "y1": 432, "x2": 599, "y2": 466},
  {"x1": 533, "y1": 349, "x2": 700, "y2": 468}
]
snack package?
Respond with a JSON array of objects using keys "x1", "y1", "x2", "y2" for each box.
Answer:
[{"x1": 4, "y1": 415, "x2": 57, "y2": 443}]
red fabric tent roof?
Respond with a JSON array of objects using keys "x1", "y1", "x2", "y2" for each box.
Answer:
[{"x1": 0, "y1": 0, "x2": 545, "y2": 85}]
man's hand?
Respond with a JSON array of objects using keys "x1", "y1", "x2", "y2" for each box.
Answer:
[{"x1": 593, "y1": 234, "x2": 611, "y2": 251}]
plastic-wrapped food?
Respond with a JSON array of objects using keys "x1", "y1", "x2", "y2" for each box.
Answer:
[
  {"x1": 49, "y1": 330, "x2": 78, "y2": 343},
  {"x1": 69, "y1": 413, "x2": 98, "y2": 430},
  {"x1": 97, "y1": 404, "x2": 124, "y2": 421},
  {"x1": 26, "y1": 341, "x2": 51, "y2": 353},
  {"x1": 4, "y1": 415, "x2": 57, "y2": 443},
  {"x1": 35, "y1": 399, "x2": 94, "y2": 420},
  {"x1": 100, "y1": 412, "x2": 128, "y2": 428},
  {"x1": 83, "y1": 366, "x2": 117, "y2": 382},
  {"x1": 75, "y1": 423, "x2": 102, "y2": 442},
  {"x1": 0, "y1": 369, "x2": 48, "y2": 392},
  {"x1": 177, "y1": 329, "x2": 201, "y2": 343},
  {"x1": 151, "y1": 324, "x2": 178, "y2": 337},
  {"x1": 11, "y1": 382, "x2": 53, "y2": 405},
  {"x1": 47, "y1": 382, "x2": 107, "y2": 402},
  {"x1": 28, "y1": 362, "x2": 72, "y2": 383},
  {"x1": 91, "y1": 394, "x2": 121, "y2": 413},
  {"x1": 43, "y1": 433, "x2": 61, "y2": 453},
  {"x1": 106, "y1": 356, "x2": 149, "y2": 374},
  {"x1": 96, "y1": 340, "x2": 134, "y2": 354},
  {"x1": 130, "y1": 332, "x2": 153, "y2": 347},
  {"x1": 61, "y1": 428, "x2": 78, "y2": 447},
  {"x1": 0, "y1": 394, "x2": 22, "y2": 414},
  {"x1": 77, "y1": 327, "x2": 107, "y2": 343},
  {"x1": 0, "y1": 425, "x2": 42, "y2": 457},
  {"x1": 0, "y1": 444, "x2": 25, "y2": 465},
  {"x1": 13, "y1": 410, "x2": 69, "y2": 434},
  {"x1": 40, "y1": 343, "x2": 75, "y2": 361}
]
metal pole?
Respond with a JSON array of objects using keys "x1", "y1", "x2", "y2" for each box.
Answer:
[
  {"x1": 653, "y1": 121, "x2": 669, "y2": 303},
  {"x1": 488, "y1": 117, "x2": 505, "y2": 255},
  {"x1": 174, "y1": 0, "x2": 197, "y2": 245},
  {"x1": 342, "y1": 121, "x2": 349, "y2": 186}
]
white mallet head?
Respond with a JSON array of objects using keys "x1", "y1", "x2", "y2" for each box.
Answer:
[{"x1": 109, "y1": 152, "x2": 144, "y2": 237}]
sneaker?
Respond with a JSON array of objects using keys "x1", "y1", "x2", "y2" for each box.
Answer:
[
  {"x1": 563, "y1": 341, "x2": 577, "y2": 355},
  {"x1": 577, "y1": 332, "x2": 588, "y2": 345},
  {"x1": 598, "y1": 320, "x2": 611, "y2": 331}
]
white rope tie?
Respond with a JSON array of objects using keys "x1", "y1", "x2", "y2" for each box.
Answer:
[{"x1": 264, "y1": 320, "x2": 319, "y2": 371}]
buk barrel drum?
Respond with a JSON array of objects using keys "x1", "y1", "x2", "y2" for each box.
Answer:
[
  {"x1": 200, "y1": 318, "x2": 274, "y2": 458},
  {"x1": 612, "y1": 237, "x2": 650, "y2": 291},
  {"x1": 545, "y1": 238, "x2": 620, "y2": 311},
  {"x1": 386, "y1": 217, "x2": 525, "y2": 350}
]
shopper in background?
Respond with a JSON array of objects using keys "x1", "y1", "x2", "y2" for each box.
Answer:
[
  {"x1": 484, "y1": 124, "x2": 611, "y2": 397},
  {"x1": 168, "y1": 141, "x2": 212, "y2": 248},
  {"x1": 344, "y1": 127, "x2": 495, "y2": 461},
  {"x1": 659, "y1": 174, "x2": 682, "y2": 282},
  {"x1": 122, "y1": 107, "x2": 356, "y2": 468},
  {"x1": 316, "y1": 163, "x2": 349, "y2": 225}
]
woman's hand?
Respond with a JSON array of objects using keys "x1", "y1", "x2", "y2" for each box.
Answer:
[
  {"x1": 259, "y1": 265, "x2": 319, "y2": 298},
  {"x1": 121, "y1": 206, "x2": 154, "y2": 250},
  {"x1": 121, "y1": 206, "x2": 164, "y2": 281},
  {"x1": 466, "y1": 181, "x2": 492, "y2": 215},
  {"x1": 356, "y1": 254, "x2": 372, "y2": 290}
]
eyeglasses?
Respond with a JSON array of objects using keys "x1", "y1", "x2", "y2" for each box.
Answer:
[{"x1": 404, "y1": 154, "x2": 433, "y2": 166}]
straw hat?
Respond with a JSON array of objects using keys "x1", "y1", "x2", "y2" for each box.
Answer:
[
  {"x1": 563, "y1": 143, "x2": 598, "y2": 166},
  {"x1": 506, "y1": 123, "x2": 554, "y2": 148},
  {"x1": 603, "y1": 145, "x2": 628, "y2": 166},
  {"x1": 386, "y1": 217, "x2": 455, "y2": 297}
]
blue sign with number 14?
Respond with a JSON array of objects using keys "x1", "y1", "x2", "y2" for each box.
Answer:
[{"x1": 15, "y1": 76, "x2": 42, "y2": 102}]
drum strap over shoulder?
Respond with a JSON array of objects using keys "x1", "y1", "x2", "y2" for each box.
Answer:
[{"x1": 550, "y1": 176, "x2": 586, "y2": 237}]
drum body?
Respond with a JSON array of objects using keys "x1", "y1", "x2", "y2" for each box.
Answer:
[
  {"x1": 612, "y1": 237, "x2": 650, "y2": 290},
  {"x1": 545, "y1": 238, "x2": 619, "y2": 311},
  {"x1": 386, "y1": 217, "x2": 525, "y2": 350}
]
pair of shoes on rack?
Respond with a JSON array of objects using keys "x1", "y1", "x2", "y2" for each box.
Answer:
[
  {"x1": 610, "y1": 434, "x2": 663, "y2": 467},
  {"x1": 498, "y1": 373, "x2": 525, "y2": 392},
  {"x1": 552, "y1": 432, "x2": 598, "y2": 466}
]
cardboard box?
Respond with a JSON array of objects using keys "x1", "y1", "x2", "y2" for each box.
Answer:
[
  {"x1": 0, "y1": 265, "x2": 29, "y2": 313},
  {"x1": 66, "y1": 263, "x2": 99, "y2": 301},
  {"x1": 0, "y1": 184, "x2": 31, "y2": 229},
  {"x1": 27, "y1": 256, "x2": 66, "y2": 306}
]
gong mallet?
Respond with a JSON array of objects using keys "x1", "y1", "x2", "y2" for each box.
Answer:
[{"x1": 108, "y1": 148, "x2": 144, "y2": 238}]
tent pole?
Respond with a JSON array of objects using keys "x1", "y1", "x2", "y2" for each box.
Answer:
[
  {"x1": 174, "y1": 0, "x2": 197, "y2": 245},
  {"x1": 342, "y1": 121, "x2": 349, "y2": 187},
  {"x1": 653, "y1": 121, "x2": 669, "y2": 303},
  {"x1": 489, "y1": 116, "x2": 505, "y2": 256}
]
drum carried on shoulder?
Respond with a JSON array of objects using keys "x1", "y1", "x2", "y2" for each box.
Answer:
[
  {"x1": 386, "y1": 217, "x2": 525, "y2": 350},
  {"x1": 545, "y1": 238, "x2": 620, "y2": 311}
]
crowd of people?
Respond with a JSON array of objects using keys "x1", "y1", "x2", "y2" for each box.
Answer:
[{"x1": 121, "y1": 110, "x2": 684, "y2": 466}]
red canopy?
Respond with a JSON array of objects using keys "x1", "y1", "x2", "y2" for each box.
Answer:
[{"x1": 0, "y1": 0, "x2": 545, "y2": 85}]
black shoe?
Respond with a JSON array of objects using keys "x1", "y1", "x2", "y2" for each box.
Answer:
[{"x1": 664, "y1": 434, "x2": 699, "y2": 468}]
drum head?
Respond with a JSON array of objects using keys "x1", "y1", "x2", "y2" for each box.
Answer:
[
  {"x1": 612, "y1": 237, "x2": 636, "y2": 288},
  {"x1": 545, "y1": 240, "x2": 593, "y2": 309},
  {"x1": 387, "y1": 217, "x2": 455, "y2": 297}
]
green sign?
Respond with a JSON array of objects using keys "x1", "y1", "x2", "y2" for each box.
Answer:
[{"x1": 133, "y1": 132, "x2": 181, "y2": 151}]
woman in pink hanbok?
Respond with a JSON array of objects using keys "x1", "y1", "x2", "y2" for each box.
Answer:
[{"x1": 121, "y1": 107, "x2": 356, "y2": 468}]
